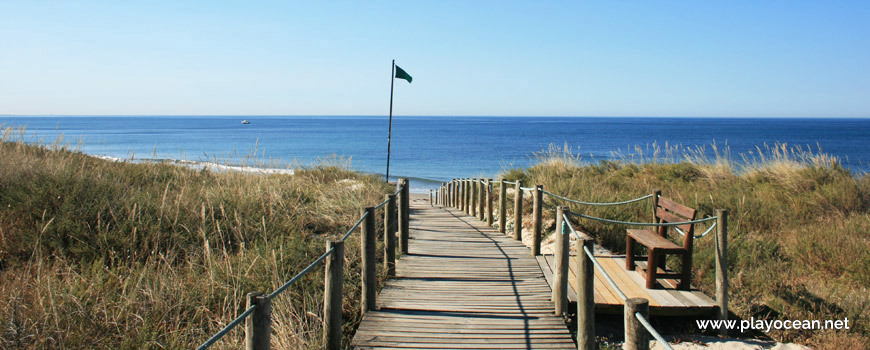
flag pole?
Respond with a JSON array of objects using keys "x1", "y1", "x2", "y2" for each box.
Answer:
[{"x1": 386, "y1": 59, "x2": 395, "y2": 181}]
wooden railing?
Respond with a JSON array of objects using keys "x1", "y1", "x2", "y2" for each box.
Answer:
[{"x1": 197, "y1": 179, "x2": 411, "y2": 350}]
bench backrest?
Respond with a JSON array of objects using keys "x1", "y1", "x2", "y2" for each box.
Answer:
[{"x1": 654, "y1": 196, "x2": 697, "y2": 250}]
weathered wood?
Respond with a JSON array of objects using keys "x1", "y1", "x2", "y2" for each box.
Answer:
[
  {"x1": 442, "y1": 184, "x2": 446, "y2": 206},
  {"x1": 486, "y1": 179, "x2": 494, "y2": 226},
  {"x1": 362, "y1": 206, "x2": 377, "y2": 314},
  {"x1": 323, "y1": 241, "x2": 344, "y2": 350},
  {"x1": 400, "y1": 178, "x2": 410, "y2": 256},
  {"x1": 468, "y1": 179, "x2": 480, "y2": 216},
  {"x1": 513, "y1": 180, "x2": 523, "y2": 240},
  {"x1": 532, "y1": 185, "x2": 543, "y2": 256},
  {"x1": 465, "y1": 179, "x2": 470, "y2": 212},
  {"x1": 716, "y1": 209, "x2": 729, "y2": 336},
  {"x1": 245, "y1": 292, "x2": 271, "y2": 350},
  {"x1": 498, "y1": 179, "x2": 507, "y2": 234},
  {"x1": 625, "y1": 298, "x2": 650, "y2": 350},
  {"x1": 577, "y1": 237, "x2": 595, "y2": 350},
  {"x1": 385, "y1": 194, "x2": 397, "y2": 277},
  {"x1": 450, "y1": 179, "x2": 459, "y2": 208},
  {"x1": 553, "y1": 206, "x2": 569, "y2": 316},
  {"x1": 457, "y1": 179, "x2": 462, "y2": 210},
  {"x1": 464, "y1": 179, "x2": 469, "y2": 212},
  {"x1": 453, "y1": 180, "x2": 458, "y2": 208},
  {"x1": 478, "y1": 179, "x2": 485, "y2": 221},
  {"x1": 651, "y1": 189, "x2": 661, "y2": 223}
]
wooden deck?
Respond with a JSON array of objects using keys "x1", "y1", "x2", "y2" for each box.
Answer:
[
  {"x1": 351, "y1": 198, "x2": 575, "y2": 349},
  {"x1": 536, "y1": 254, "x2": 716, "y2": 315}
]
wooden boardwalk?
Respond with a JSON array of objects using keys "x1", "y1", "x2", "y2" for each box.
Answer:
[
  {"x1": 351, "y1": 198, "x2": 575, "y2": 349},
  {"x1": 537, "y1": 254, "x2": 716, "y2": 316}
]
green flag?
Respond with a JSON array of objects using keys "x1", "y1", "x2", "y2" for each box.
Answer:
[{"x1": 395, "y1": 65, "x2": 412, "y2": 83}]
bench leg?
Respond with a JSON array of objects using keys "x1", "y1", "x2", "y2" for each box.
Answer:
[
  {"x1": 626, "y1": 236, "x2": 635, "y2": 270},
  {"x1": 646, "y1": 248, "x2": 658, "y2": 289},
  {"x1": 658, "y1": 250, "x2": 667, "y2": 271},
  {"x1": 679, "y1": 252, "x2": 692, "y2": 290}
]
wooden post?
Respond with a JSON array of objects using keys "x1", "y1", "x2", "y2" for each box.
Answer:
[
  {"x1": 553, "y1": 206, "x2": 570, "y2": 316},
  {"x1": 716, "y1": 209, "x2": 729, "y2": 336},
  {"x1": 245, "y1": 292, "x2": 271, "y2": 350},
  {"x1": 532, "y1": 185, "x2": 543, "y2": 256},
  {"x1": 384, "y1": 194, "x2": 396, "y2": 277},
  {"x1": 451, "y1": 180, "x2": 455, "y2": 208},
  {"x1": 455, "y1": 180, "x2": 460, "y2": 209},
  {"x1": 513, "y1": 180, "x2": 523, "y2": 240},
  {"x1": 470, "y1": 179, "x2": 477, "y2": 216},
  {"x1": 400, "y1": 178, "x2": 410, "y2": 256},
  {"x1": 577, "y1": 237, "x2": 595, "y2": 350},
  {"x1": 453, "y1": 180, "x2": 459, "y2": 209},
  {"x1": 478, "y1": 179, "x2": 485, "y2": 221},
  {"x1": 428, "y1": 190, "x2": 432, "y2": 206},
  {"x1": 625, "y1": 298, "x2": 650, "y2": 350},
  {"x1": 652, "y1": 189, "x2": 661, "y2": 222},
  {"x1": 471, "y1": 179, "x2": 477, "y2": 216},
  {"x1": 459, "y1": 179, "x2": 468, "y2": 213},
  {"x1": 463, "y1": 179, "x2": 469, "y2": 213},
  {"x1": 451, "y1": 180, "x2": 456, "y2": 208},
  {"x1": 498, "y1": 179, "x2": 507, "y2": 234},
  {"x1": 361, "y1": 206, "x2": 376, "y2": 314},
  {"x1": 464, "y1": 179, "x2": 470, "y2": 212},
  {"x1": 323, "y1": 241, "x2": 344, "y2": 350},
  {"x1": 486, "y1": 179, "x2": 494, "y2": 226},
  {"x1": 464, "y1": 179, "x2": 469, "y2": 211}
]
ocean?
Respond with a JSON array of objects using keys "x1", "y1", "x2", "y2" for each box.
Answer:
[{"x1": 2, "y1": 116, "x2": 868, "y2": 191}]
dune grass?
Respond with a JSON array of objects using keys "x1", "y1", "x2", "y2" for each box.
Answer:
[
  {"x1": 501, "y1": 143, "x2": 869, "y2": 349},
  {"x1": 0, "y1": 126, "x2": 393, "y2": 349}
]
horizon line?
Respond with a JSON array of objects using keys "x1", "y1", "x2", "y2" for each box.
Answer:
[{"x1": 3, "y1": 114, "x2": 869, "y2": 119}]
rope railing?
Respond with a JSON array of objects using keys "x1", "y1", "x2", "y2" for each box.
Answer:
[
  {"x1": 544, "y1": 190, "x2": 653, "y2": 207},
  {"x1": 567, "y1": 211, "x2": 718, "y2": 227},
  {"x1": 341, "y1": 208, "x2": 370, "y2": 241},
  {"x1": 636, "y1": 312, "x2": 676, "y2": 350},
  {"x1": 197, "y1": 181, "x2": 408, "y2": 350},
  {"x1": 373, "y1": 197, "x2": 390, "y2": 210},
  {"x1": 502, "y1": 180, "x2": 517, "y2": 185},
  {"x1": 519, "y1": 186, "x2": 536, "y2": 191},
  {"x1": 197, "y1": 306, "x2": 257, "y2": 350},
  {"x1": 268, "y1": 247, "x2": 336, "y2": 300},
  {"x1": 675, "y1": 222, "x2": 717, "y2": 239}
]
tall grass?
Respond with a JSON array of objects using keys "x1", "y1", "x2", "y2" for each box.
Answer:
[
  {"x1": 502, "y1": 143, "x2": 869, "y2": 349},
  {"x1": 0, "y1": 126, "x2": 392, "y2": 349}
]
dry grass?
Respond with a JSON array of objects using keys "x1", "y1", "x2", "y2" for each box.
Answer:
[
  {"x1": 501, "y1": 143, "x2": 869, "y2": 349},
  {"x1": 0, "y1": 126, "x2": 392, "y2": 349}
]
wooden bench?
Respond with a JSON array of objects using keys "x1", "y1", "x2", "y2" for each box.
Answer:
[{"x1": 626, "y1": 196, "x2": 696, "y2": 290}]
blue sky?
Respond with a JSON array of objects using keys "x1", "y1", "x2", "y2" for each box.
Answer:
[{"x1": 1, "y1": 1, "x2": 868, "y2": 117}]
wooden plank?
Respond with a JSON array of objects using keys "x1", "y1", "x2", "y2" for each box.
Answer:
[
  {"x1": 597, "y1": 256, "x2": 654, "y2": 305},
  {"x1": 612, "y1": 257, "x2": 684, "y2": 307},
  {"x1": 536, "y1": 255, "x2": 555, "y2": 293},
  {"x1": 657, "y1": 196, "x2": 696, "y2": 219}
]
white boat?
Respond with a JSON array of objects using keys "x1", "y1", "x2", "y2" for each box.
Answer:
[{"x1": 241, "y1": 120, "x2": 251, "y2": 124}]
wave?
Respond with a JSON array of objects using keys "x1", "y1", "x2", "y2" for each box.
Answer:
[{"x1": 91, "y1": 155, "x2": 295, "y2": 175}]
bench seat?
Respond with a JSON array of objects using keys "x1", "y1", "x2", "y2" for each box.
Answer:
[{"x1": 627, "y1": 229, "x2": 682, "y2": 251}]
